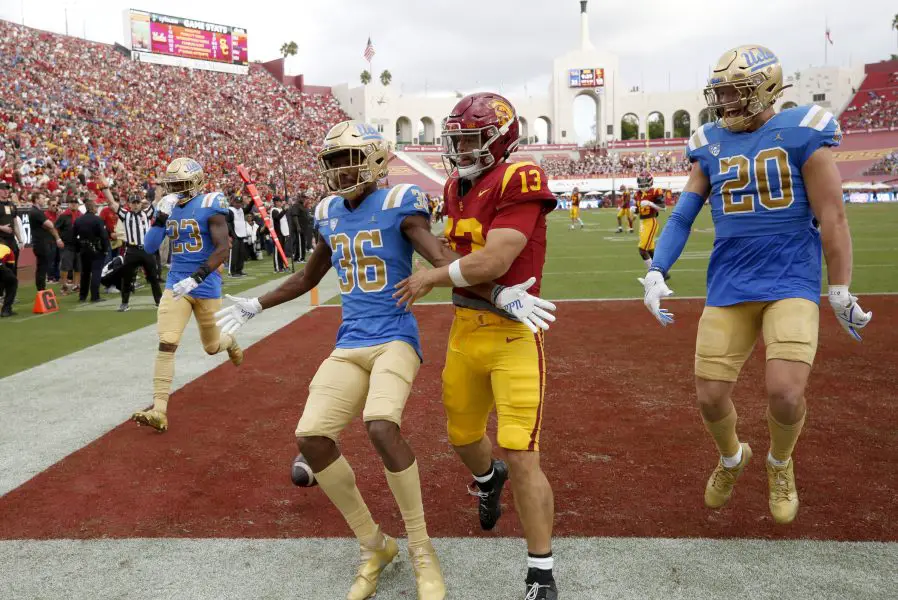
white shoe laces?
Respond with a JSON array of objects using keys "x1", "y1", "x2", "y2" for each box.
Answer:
[{"x1": 467, "y1": 481, "x2": 489, "y2": 499}]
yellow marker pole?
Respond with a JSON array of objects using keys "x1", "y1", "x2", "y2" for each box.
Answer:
[{"x1": 310, "y1": 287, "x2": 319, "y2": 306}]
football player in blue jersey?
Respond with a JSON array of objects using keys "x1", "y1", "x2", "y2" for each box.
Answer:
[
  {"x1": 131, "y1": 157, "x2": 244, "y2": 433},
  {"x1": 214, "y1": 121, "x2": 555, "y2": 600},
  {"x1": 638, "y1": 45, "x2": 872, "y2": 524}
]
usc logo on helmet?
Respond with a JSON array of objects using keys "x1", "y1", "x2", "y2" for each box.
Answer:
[{"x1": 489, "y1": 99, "x2": 514, "y2": 128}]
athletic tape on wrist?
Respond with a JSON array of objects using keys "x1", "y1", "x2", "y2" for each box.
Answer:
[{"x1": 448, "y1": 259, "x2": 471, "y2": 287}]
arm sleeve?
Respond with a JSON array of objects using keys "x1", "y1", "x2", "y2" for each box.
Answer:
[
  {"x1": 800, "y1": 113, "x2": 842, "y2": 165},
  {"x1": 144, "y1": 224, "x2": 165, "y2": 254},
  {"x1": 397, "y1": 185, "x2": 431, "y2": 219},
  {"x1": 650, "y1": 191, "x2": 705, "y2": 274},
  {"x1": 117, "y1": 207, "x2": 128, "y2": 221},
  {"x1": 491, "y1": 200, "x2": 544, "y2": 239}
]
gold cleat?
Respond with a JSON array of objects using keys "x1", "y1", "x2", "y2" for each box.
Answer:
[
  {"x1": 767, "y1": 458, "x2": 799, "y2": 524},
  {"x1": 346, "y1": 534, "x2": 399, "y2": 600},
  {"x1": 409, "y1": 541, "x2": 446, "y2": 600},
  {"x1": 227, "y1": 341, "x2": 244, "y2": 366},
  {"x1": 704, "y1": 443, "x2": 752, "y2": 509},
  {"x1": 131, "y1": 409, "x2": 168, "y2": 432}
]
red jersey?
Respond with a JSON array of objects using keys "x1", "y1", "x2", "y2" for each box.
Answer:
[
  {"x1": 635, "y1": 188, "x2": 663, "y2": 219},
  {"x1": 619, "y1": 192, "x2": 630, "y2": 209},
  {"x1": 443, "y1": 161, "x2": 556, "y2": 307}
]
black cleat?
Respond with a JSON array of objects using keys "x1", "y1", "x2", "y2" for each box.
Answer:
[
  {"x1": 524, "y1": 579, "x2": 558, "y2": 600},
  {"x1": 467, "y1": 459, "x2": 509, "y2": 531}
]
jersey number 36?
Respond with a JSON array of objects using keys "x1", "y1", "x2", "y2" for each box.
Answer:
[{"x1": 330, "y1": 230, "x2": 388, "y2": 294}]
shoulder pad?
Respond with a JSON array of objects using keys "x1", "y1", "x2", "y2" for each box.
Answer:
[
  {"x1": 201, "y1": 192, "x2": 227, "y2": 209},
  {"x1": 381, "y1": 184, "x2": 429, "y2": 213},
  {"x1": 796, "y1": 104, "x2": 836, "y2": 132},
  {"x1": 499, "y1": 161, "x2": 542, "y2": 195},
  {"x1": 315, "y1": 195, "x2": 339, "y2": 221},
  {"x1": 687, "y1": 123, "x2": 712, "y2": 153}
]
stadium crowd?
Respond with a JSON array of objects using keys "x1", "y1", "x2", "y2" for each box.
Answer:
[
  {"x1": 541, "y1": 149, "x2": 690, "y2": 178},
  {"x1": 840, "y1": 85, "x2": 898, "y2": 131},
  {"x1": 865, "y1": 151, "x2": 898, "y2": 176},
  {"x1": 0, "y1": 20, "x2": 349, "y2": 208}
]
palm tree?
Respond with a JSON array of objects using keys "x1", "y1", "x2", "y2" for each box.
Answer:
[
  {"x1": 360, "y1": 70, "x2": 371, "y2": 85},
  {"x1": 379, "y1": 70, "x2": 392, "y2": 86},
  {"x1": 279, "y1": 41, "x2": 298, "y2": 58},
  {"x1": 893, "y1": 13, "x2": 898, "y2": 49}
]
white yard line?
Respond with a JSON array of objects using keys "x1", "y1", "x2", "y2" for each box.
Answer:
[
  {"x1": 0, "y1": 273, "x2": 341, "y2": 497},
  {"x1": 0, "y1": 538, "x2": 894, "y2": 600}
]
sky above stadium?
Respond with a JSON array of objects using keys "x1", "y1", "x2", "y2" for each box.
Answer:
[{"x1": 4, "y1": 0, "x2": 897, "y2": 142}]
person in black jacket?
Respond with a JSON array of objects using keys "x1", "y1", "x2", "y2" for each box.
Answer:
[
  {"x1": 72, "y1": 199, "x2": 109, "y2": 303},
  {"x1": 26, "y1": 192, "x2": 65, "y2": 291}
]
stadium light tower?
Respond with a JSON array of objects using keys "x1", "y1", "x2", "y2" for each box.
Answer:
[{"x1": 580, "y1": 0, "x2": 594, "y2": 51}]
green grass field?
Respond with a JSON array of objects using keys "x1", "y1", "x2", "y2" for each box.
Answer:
[
  {"x1": 0, "y1": 259, "x2": 293, "y2": 378},
  {"x1": 327, "y1": 203, "x2": 898, "y2": 304},
  {"x1": 4, "y1": 204, "x2": 897, "y2": 378}
]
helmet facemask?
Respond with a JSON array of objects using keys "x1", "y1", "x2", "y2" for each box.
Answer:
[
  {"x1": 318, "y1": 145, "x2": 381, "y2": 201},
  {"x1": 441, "y1": 123, "x2": 504, "y2": 180},
  {"x1": 705, "y1": 73, "x2": 777, "y2": 133}
]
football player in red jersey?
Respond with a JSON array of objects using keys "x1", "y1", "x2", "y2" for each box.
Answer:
[{"x1": 394, "y1": 93, "x2": 560, "y2": 600}]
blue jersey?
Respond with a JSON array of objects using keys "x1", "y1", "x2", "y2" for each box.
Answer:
[
  {"x1": 686, "y1": 105, "x2": 841, "y2": 306},
  {"x1": 164, "y1": 192, "x2": 230, "y2": 299},
  {"x1": 314, "y1": 184, "x2": 431, "y2": 359}
]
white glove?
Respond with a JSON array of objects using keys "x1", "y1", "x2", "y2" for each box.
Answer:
[
  {"x1": 828, "y1": 285, "x2": 872, "y2": 341},
  {"x1": 171, "y1": 276, "x2": 199, "y2": 300},
  {"x1": 493, "y1": 277, "x2": 557, "y2": 334},
  {"x1": 155, "y1": 193, "x2": 180, "y2": 217},
  {"x1": 215, "y1": 294, "x2": 263, "y2": 335},
  {"x1": 638, "y1": 270, "x2": 674, "y2": 326}
]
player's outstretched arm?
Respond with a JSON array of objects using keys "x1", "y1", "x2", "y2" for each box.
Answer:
[
  {"x1": 397, "y1": 214, "x2": 556, "y2": 331},
  {"x1": 804, "y1": 147, "x2": 872, "y2": 340},
  {"x1": 215, "y1": 238, "x2": 333, "y2": 336},
  {"x1": 638, "y1": 165, "x2": 709, "y2": 326},
  {"x1": 398, "y1": 214, "x2": 496, "y2": 302}
]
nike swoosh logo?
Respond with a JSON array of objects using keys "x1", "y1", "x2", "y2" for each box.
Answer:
[
  {"x1": 478, "y1": 188, "x2": 492, "y2": 198},
  {"x1": 506, "y1": 336, "x2": 524, "y2": 343}
]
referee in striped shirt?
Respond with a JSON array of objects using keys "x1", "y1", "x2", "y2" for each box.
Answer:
[{"x1": 113, "y1": 193, "x2": 163, "y2": 311}]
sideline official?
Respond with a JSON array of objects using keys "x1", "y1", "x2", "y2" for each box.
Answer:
[
  {"x1": 72, "y1": 199, "x2": 109, "y2": 303},
  {"x1": 0, "y1": 182, "x2": 19, "y2": 277},
  {"x1": 27, "y1": 192, "x2": 65, "y2": 291},
  {"x1": 112, "y1": 193, "x2": 162, "y2": 311},
  {"x1": 0, "y1": 242, "x2": 17, "y2": 317}
]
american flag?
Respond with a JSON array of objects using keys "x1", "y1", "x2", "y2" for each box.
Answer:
[{"x1": 363, "y1": 37, "x2": 375, "y2": 62}]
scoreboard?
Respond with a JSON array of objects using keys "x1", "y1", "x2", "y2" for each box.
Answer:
[
  {"x1": 569, "y1": 68, "x2": 604, "y2": 88},
  {"x1": 127, "y1": 9, "x2": 248, "y2": 67}
]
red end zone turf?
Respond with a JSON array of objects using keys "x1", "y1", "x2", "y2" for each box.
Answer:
[{"x1": 1, "y1": 299, "x2": 896, "y2": 541}]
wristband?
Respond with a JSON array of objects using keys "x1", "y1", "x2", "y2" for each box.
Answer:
[
  {"x1": 448, "y1": 259, "x2": 471, "y2": 287},
  {"x1": 490, "y1": 284, "x2": 506, "y2": 305},
  {"x1": 152, "y1": 212, "x2": 169, "y2": 228},
  {"x1": 190, "y1": 263, "x2": 213, "y2": 284},
  {"x1": 828, "y1": 285, "x2": 850, "y2": 304}
]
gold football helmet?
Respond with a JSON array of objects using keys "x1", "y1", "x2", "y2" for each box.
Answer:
[
  {"x1": 317, "y1": 120, "x2": 389, "y2": 201},
  {"x1": 159, "y1": 157, "x2": 205, "y2": 204},
  {"x1": 703, "y1": 45, "x2": 791, "y2": 132}
]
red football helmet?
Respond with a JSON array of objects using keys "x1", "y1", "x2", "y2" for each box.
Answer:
[
  {"x1": 441, "y1": 92, "x2": 521, "y2": 180},
  {"x1": 637, "y1": 171, "x2": 654, "y2": 191}
]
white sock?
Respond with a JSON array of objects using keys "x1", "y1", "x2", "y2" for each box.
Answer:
[
  {"x1": 473, "y1": 467, "x2": 494, "y2": 484},
  {"x1": 527, "y1": 555, "x2": 554, "y2": 571},
  {"x1": 721, "y1": 445, "x2": 743, "y2": 468},
  {"x1": 643, "y1": 258, "x2": 652, "y2": 268},
  {"x1": 767, "y1": 452, "x2": 790, "y2": 468}
]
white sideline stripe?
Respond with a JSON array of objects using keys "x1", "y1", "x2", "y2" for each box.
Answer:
[
  {"x1": 0, "y1": 272, "x2": 342, "y2": 498},
  {"x1": 1, "y1": 538, "x2": 894, "y2": 600}
]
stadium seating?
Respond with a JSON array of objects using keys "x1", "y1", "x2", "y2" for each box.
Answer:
[
  {"x1": 0, "y1": 20, "x2": 350, "y2": 203},
  {"x1": 541, "y1": 149, "x2": 690, "y2": 178},
  {"x1": 840, "y1": 64, "x2": 898, "y2": 132}
]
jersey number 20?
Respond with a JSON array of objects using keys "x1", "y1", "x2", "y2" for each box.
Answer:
[
  {"x1": 330, "y1": 230, "x2": 388, "y2": 294},
  {"x1": 719, "y1": 147, "x2": 794, "y2": 214}
]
